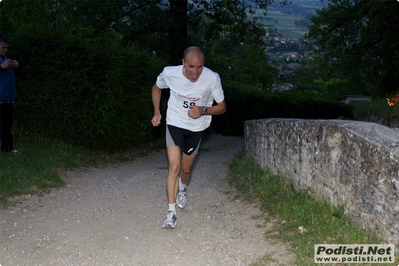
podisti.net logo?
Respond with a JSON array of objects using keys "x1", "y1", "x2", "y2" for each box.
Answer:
[{"x1": 314, "y1": 244, "x2": 395, "y2": 264}]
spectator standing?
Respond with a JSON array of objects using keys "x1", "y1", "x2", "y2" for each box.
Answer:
[{"x1": 0, "y1": 33, "x2": 22, "y2": 154}]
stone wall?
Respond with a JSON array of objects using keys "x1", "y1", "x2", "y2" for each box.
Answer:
[{"x1": 244, "y1": 118, "x2": 399, "y2": 246}]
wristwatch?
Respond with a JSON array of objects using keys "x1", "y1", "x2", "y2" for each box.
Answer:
[{"x1": 203, "y1": 106, "x2": 208, "y2": 115}]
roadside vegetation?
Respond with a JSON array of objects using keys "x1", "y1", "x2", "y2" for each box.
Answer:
[
  {"x1": 0, "y1": 134, "x2": 94, "y2": 206},
  {"x1": 229, "y1": 152, "x2": 399, "y2": 266},
  {"x1": 352, "y1": 98, "x2": 399, "y2": 128}
]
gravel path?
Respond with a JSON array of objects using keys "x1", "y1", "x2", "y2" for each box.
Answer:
[{"x1": 0, "y1": 133, "x2": 295, "y2": 266}]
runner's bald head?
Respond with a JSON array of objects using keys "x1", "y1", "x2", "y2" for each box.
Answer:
[{"x1": 183, "y1": 46, "x2": 205, "y2": 61}]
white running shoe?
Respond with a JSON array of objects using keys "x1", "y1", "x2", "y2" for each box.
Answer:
[
  {"x1": 176, "y1": 187, "x2": 188, "y2": 209},
  {"x1": 162, "y1": 211, "x2": 177, "y2": 229}
]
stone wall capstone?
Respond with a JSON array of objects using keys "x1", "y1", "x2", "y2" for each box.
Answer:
[{"x1": 244, "y1": 118, "x2": 399, "y2": 246}]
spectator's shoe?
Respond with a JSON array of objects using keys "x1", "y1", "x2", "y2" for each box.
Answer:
[
  {"x1": 176, "y1": 187, "x2": 188, "y2": 209},
  {"x1": 11, "y1": 149, "x2": 21, "y2": 155},
  {"x1": 162, "y1": 211, "x2": 177, "y2": 229}
]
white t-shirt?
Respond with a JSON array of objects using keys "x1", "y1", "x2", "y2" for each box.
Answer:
[{"x1": 156, "y1": 65, "x2": 224, "y2": 132}]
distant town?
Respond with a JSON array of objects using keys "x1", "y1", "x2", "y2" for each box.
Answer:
[{"x1": 258, "y1": 0, "x2": 327, "y2": 90}]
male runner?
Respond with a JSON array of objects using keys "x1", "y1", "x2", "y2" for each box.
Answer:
[{"x1": 151, "y1": 46, "x2": 226, "y2": 229}]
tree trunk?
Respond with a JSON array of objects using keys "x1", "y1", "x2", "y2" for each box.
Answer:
[{"x1": 168, "y1": 0, "x2": 187, "y2": 65}]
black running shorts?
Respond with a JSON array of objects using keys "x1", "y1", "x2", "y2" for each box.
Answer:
[{"x1": 166, "y1": 125, "x2": 204, "y2": 156}]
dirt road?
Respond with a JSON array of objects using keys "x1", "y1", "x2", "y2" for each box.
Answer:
[{"x1": 0, "y1": 133, "x2": 295, "y2": 265}]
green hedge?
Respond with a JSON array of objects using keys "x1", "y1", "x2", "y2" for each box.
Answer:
[
  {"x1": 212, "y1": 84, "x2": 354, "y2": 135},
  {"x1": 352, "y1": 97, "x2": 399, "y2": 127},
  {"x1": 10, "y1": 27, "x2": 354, "y2": 149},
  {"x1": 12, "y1": 27, "x2": 166, "y2": 151}
]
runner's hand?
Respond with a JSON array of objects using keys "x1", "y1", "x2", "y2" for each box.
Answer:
[
  {"x1": 188, "y1": 105, "x2": 203, "y2": 119},
  {"x1": 151, "y1": 114, "x2": 162, "y2": 126}
]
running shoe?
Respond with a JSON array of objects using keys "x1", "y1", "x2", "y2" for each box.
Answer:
[
  {"x1": 176, "y1": 187, "x2": 188, "y2": 209},
  {"x1": 161, "y1": 211, "x2": 177, "y2": 229},
  {"x1": 11, "y1": 149, "x2": 21, "y2": 155}
]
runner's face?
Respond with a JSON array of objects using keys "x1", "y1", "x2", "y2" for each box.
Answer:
[{"x1": 182, "y1": 52, "x2": 204, "y2": 82}]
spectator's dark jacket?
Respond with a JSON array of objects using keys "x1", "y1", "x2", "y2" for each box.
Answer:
[{"x1": 0, "y1": 54, "x2": 22, "y2": 103}]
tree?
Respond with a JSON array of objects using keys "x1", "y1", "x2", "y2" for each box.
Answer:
[
  {"x1": 186, "y1": 0, "x2": 278, "y2": 89},
  {"x1": 188, "y1": 0, "x2": 272, "y2": 51},
  {"x1": 1, "y1": 0, "x2": 281, "y2": 89},
  {"x1": 0, "y1": 0, "x2": 170, "y2": 57},
  {"x1": 169, "y1": 0, "x2": 188, "y2": 64},
  {"x1": 303, "y1": 0, "x2": 399, "y2": 97}
]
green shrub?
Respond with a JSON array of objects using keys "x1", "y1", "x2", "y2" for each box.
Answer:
[
  {"x1": 212, "y1": 84, "x2": 353, "y2": 135},
  {"x1": 12, "y1": 27, "x2": 166, "y2": 151},
  {"x1": 352, "y1": 97, "x2": 399, "y2": 127}
]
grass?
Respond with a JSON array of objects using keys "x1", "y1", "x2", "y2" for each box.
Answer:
[
  {"x1": 229, "y1": 151, "x2": 399, "y2": 266},
  {"x1": 0, "y1": 133, "x2": 95, "y2": 206}
]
